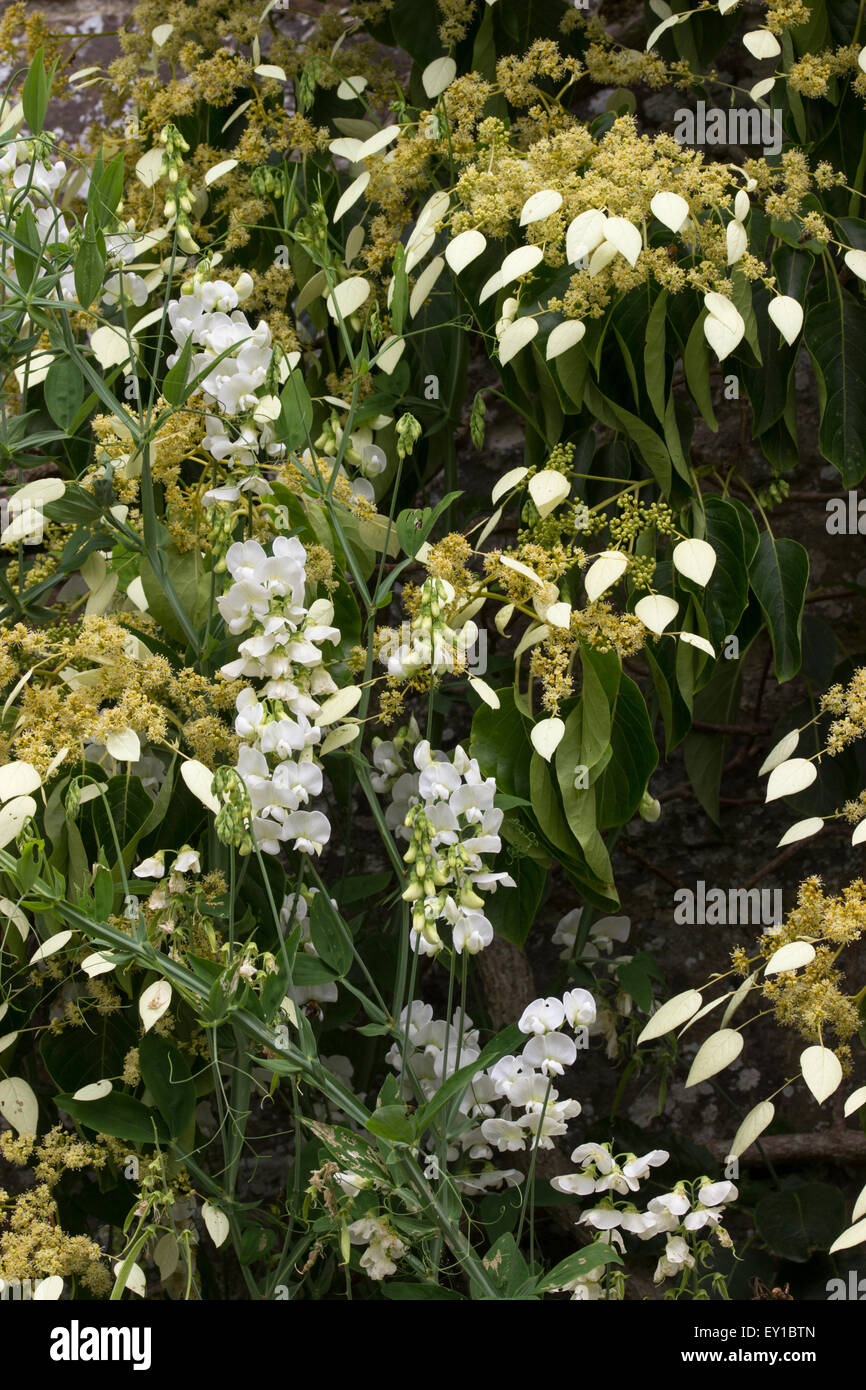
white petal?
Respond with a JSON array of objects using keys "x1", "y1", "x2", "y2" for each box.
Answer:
[
  {"x1": 33, "y1": 1276, "x2": 64, "y2": 1300},
  {"x1": 845, "y1": 249, "x2": 866, "y2": 282},
  {"x1": 336, "y1": 75, "x2": 368, "y2": 101},
  {"x1": 254, "y1": 64, "x2": 287, "y2": 81},
  {"x1": 800, "y1": 1044, "x2": 842, "y2": 1104},
  {"x1": 90, "y1": 325, "x2": 132, "y2": 370},
  {"x1": 73, "y1": 1080, "x2": 113, "y2": 1101},
  {"x1": 853, "y1": 820, "x2": 866, "y2": 846},
  {"x1": 588, "y1": 242, "x2": 618, "y2": 277},
  {"x1": 320, "y1": 724, "x2": 360, "y2": 755},
  {"x1": 566, "y1": 209, "x2": 606, "y2": 263},
  {"x1": 519, "y1": 189, "x2": 563, "y2": 226},
  {"x1": 703, "y1": 291, "x2": 742, "y2": 333},
  {"x1": 750, "y1": 77, "x2": 776, "y2": 101},
  {"x1": 498, "y1": 317, "x2": 538, "y2": 366},
  {"x1": 318, "y1": 686, "x2": 363, "y2": 725},
  {"x1": 546, "y1": 319, "x2": 585, "y2": 359},
  {"x1": 672, "y1": 538, "x2": 717, "y2": 586},
  {"x1": 544, "y1": 601, "x2": 572, "y2": 629},
  {"x1": 726, "y1": 219, "x2": 748, "y2": 265},
  {"x1": 0, "y1": 1076, "x2": 38, "y2": 1133},
  {"x1": 685, "y1": 1029, "x2": 743, "y2": 1087},
  {"x1": 499, "y1": 244, "x2": 544, "y2": 287},
  {"x1": 326, "y1": 276, "x2": 370, "y2": 320},
  {"x1": 727, "y1": 1100, "x2": 774, "y2": 1160},
  {"x1": 530, "y1": 717, "x2": 565, "y2": 762},
  {"x1": 764, "y1": 757, "x2": 817, "y2": 803},
  {"x1": 528, "y1": 470, "x2": 570, "y2": 518},
  {"x1": 357, "y1": 125, "x2": 401, "y2": 159},
  {"x1": 422, "y1": 57, "x2": 457, "y2": 99},
  {"x1": 768, "y1": 295, "x2": 804, "y2": 345},
  {"x1": 0, "y1": 760, "x2": 41, "y2": 802},
  {"x1": 113, "y1": 1261, "x2": 146, "y2": 1297},
  {"x1": 416, "y1": 191, "x2": 451, "y2": 233},
  {"x1": 468, "y1": 677, "x2": 500, "y2": 709},
  {"x1": 203, "y1": 1202, "x2": 231, "y2": 1247},
  {"x1": 844, "y1": 1086, "x2": 866, "y2": 1118},
  {"x1": 500, "y1": 555, "x2": 544, "y2": 586},
  {"x1": 759, "y1": 729, "x2": 800, "y2": 775},
  {"x1": 0, "y1": 794, "x2": 37, "y2": 848},
  {"x1": 742, "y1": 29, "x2": 781, "y2": 59},
  {"x1": 635, "y1": 594, "x2": 679, "y2": 635},
  {"x1": 764, "y1": 941, "x2": 815, "y2": 975},
  {"x1": 492, "y1": 466, "x2": 528, "y2": 505},
  {"x1": 376, "y1": 334, "x2": 405, "y2": 374},
  {"x1": 703, "y1": 311, "x2": 744, "y2": 361},
  {"x1": 204, "y1": 158, "x2": 238, "y2": 186},
  {"x1": 585, "y1": 550, "x2": 628, "y2": 602},
  {"x1": 479, "y1": 270, "x2": 504, "y2": 303},
  {"x1": 333, "y1": 171, "x2": 370, "y2": 222},
  {"x1": 135, "y1": 147, "x2": 165, "y2": 187},
  {"x1": 445, "y1": 229, "x2": 486, "y2": 274},
  {"x1": 139, "y1": 980, "x2": 172, "y2": 1032},
  {"x1": 30, "y1": 930, "x2": 72, "y2": 963},
  {"x1": 679, "y1": 632, "x2": 715, "y2": 658},
  {"x1": 830, "y1": 1219, "x2": 866, "y2": 1255},
  {"x1": 105, "y1": 728, "x2": 141, "y2": 763},
  {"x1": 650, "y1": 191, "x2": 689, "y2": 232},
  {"x1": 81, "y1": 951, "x2": 118, "y2": 978},
  {"x1": 637, "y1": 989, "x2": 703, "y2": 1044},
  {"x1": 646, "y1": 14, "x2": 682, "y2": 49},
  {"x1": 181, "y1": 759, "x2": 219, "y2": 813},
  {"x1": 410, "y1": 256, "x2": 444, "y2": 317},
  {"x1": 603, "y1": 217, "x2": 642, "y2": 267},
  {"x1": 778, "y1": 817, "x2": 823, "y2": 847}
]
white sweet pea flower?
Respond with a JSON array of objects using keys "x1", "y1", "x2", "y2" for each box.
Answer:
[
  {"x1": 133, "y1": 853, "x2": 165, "y2": 879},
  {"x1": 174, "y1": 846, "x2": 201, "y2": 874},
  {"x1": 562, "y1": 987, "x2": 597, "y2": 1029},
  {"x1": 518, "y1": 996, "x2": 566, "y2": 1035},
  {"x1": 521, "y1": 1030, "x2": 577, "y2": 1077}
]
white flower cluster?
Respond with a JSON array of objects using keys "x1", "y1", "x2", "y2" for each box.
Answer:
[
  {"x1": 386, "y1": 1001, "x2": 523, "y2": 1195},
  {"x1": 481, "y1": 990, "x2": 596, "y2": 1152},
  {"x1": 346, "y1": 1216, "x2": 407, "y2": 1280},
  {"x1": 0, "y1": 135, "x2": 72, "y2": 248},
  {"x1": 218, "y1": 536, "x2": 341, "y2": 856},
  {"x1": 549, "y1": 1143, "x2": 737, "y2": 1296},
  {"x1": 377, "y1": 577, "x2": 478, "y2": 679},
  {"x1": 387, "y1": 988, "x2": 596, "y2": 1193},
  {"x1": 385, "y1": 739, "x2": 515, "y2": 956},
  {"x1": 165, "y1": 272, "x2": 290, "y2": 504}
]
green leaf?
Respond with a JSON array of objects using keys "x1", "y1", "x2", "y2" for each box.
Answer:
[
  {"x1": 415, "y1": 1023, "x2": 523, "y2": 1132},
  {"x1": 41, "y1": 1013, "x2": 135, "y2": 1094},
  {"x1": 277, "y1": 371, "x2": 314, "y2": 452},
  {"x1": 44, "y1": 357, "x2": 85, "y2": 430},
  {"x1": 537, "y1": 1240, "x2": 622, "y2": 1293},
  {"x1": 309, "y1": 890, "x2": 353, "y2": 977},
  {"x1": 749, "y1": 530, "x2": 809, "y2": 682},
  {"x1": 74, "y1": 230, "x2": 105, "y2": 309},
  {"x1": 21, "y1": 48, "x2": 52, "y2": 134},
  {"x1": 805, "y1": 295, "x2": 866, "y2": 485},
  {"x1": 138, "y1": 1032, "x2": 195, "y2": 1143},
  {"x1": 684, "y1": 314, "x2": 718, "y2": 431},
  {"x1": 365, "y1": 1103, "x2": 416, "y2": 1145},
  {"x1": 644, "y1": 290, "x2": 668, "y2": 423},
  {"x1": 755, "y1": 1183, "x2": 846, "y2": 1263},
  {"x1": 484, "y1": 850, "x2": 545, "y2": 948},
  {"x1": 162, "y1": 333, "x2": 194, "y2": 407},
  {"x1": 55, "y1": 1091, "x2": 169, "y2": 1144}
]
